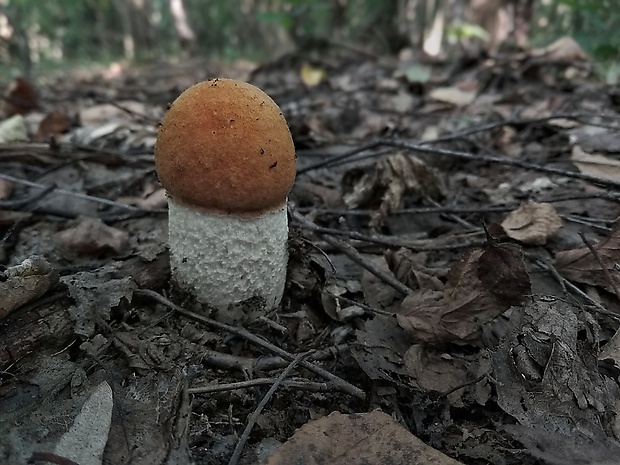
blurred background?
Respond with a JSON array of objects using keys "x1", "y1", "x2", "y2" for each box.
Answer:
[{"x1": 0, "y1": 0, "x2": 618, "y2": 78}]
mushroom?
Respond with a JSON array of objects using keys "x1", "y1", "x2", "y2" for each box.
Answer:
[{"x1": 155, "y1": 79, "x2": 296, "y2": 315}]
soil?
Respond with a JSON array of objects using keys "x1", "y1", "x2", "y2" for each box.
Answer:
[{"x1": 1, "y1": 43, "x2": 620, "y2": 465}]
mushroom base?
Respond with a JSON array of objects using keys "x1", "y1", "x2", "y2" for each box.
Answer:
[{"x1": 167, "y1": 199, "x2": 288, "y2": 315}]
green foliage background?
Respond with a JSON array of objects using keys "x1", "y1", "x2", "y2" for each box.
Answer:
[{"x1": 1, "y1": 0, "x2": 619, "y2": 72}]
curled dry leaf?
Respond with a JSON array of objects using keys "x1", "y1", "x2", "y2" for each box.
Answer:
[
  {"x1": 297, "y1": 181, "x2": 342, "y2": 207},
  {"x1": 264, "y1": 410, "x2": 465, "y2": 465},
  {"x1": 571, "y1": 145, "x2": 620, "y2": 182},
  {"x1": 352, "y1": 315, "x2": 413, "y2": 386},
  {"x1": 385, "y1": 248, "x2": 445, "y2": 291},
  {"x1": 531, "y1": 36, "x2": 589, "y2": 63},
  {"x1": 403, "y1": 344, "x2": 491, "y2": 404},
  {"x1": 501, "y1": 202, "x2": 562, "y2": 245},
  {"x1": 404, "y1": 344, "x2": 470, "y2": 395},
  {"x1": 555, "y1": 220, "x2": 620, "y2": 295},
  {"x1": 34, "y1": 109, "x2": 72, "y2": 141},
  {"x1": 0, "y1": 256, "x2": 59, "y2": 319},
  {"x1": 2, "y1": 77, "x2": 39, "y2": 116},
  {"x1": 343, "y1": 152, "x2": 445, "y2": 227},
  {"x1": 62, "y1": 267, "x2": 136, "y2": 337},
  {"x1": 58, "y1": 216, "x2": 129, "y2": 256},
  {"x1": 398, "y1": 242, "x2": 530, "y2": 345}
]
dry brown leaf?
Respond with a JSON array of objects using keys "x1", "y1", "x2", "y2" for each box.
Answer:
[
  {"x1": 571, "y1": 145, "x2": 620, "y2": 181},
  {"x1": 264, "y1": 410, "x2": 465, "y2": 465},
  {"x1": 402, "y1": 344, "x2": 491, "y2": 405},
  {"x1": 0, "y1": 256, "x2": 59, "y2": 319},
  {"x1": 492, "y1": 297, "x2": 612, "y2": 438},
  {"x1": 117, "y1": 187, "x2": 167, "y2": 210},
  {"x1": 403, "y1": 344, "x2": 470, "y2": 394},
  {"x1": 297, "y1": 181, "x2": 342, "y2": 207},
  {"x1": 501, "y1": 202, "x2": 562, "y2": 245},
  {"x1": 0, "y1": 210, "x2": 32, "y2": 226},
  {"x1": 0, "y1": 179, "x2": 14, "y2": 200},
  {"x1": 531, "y1": 36, "x2": 589, "y2": 63},
  {"x1": 599, "y1": 326, "x2": 620, "y2": 372},
  {"x1": 385, "y1": 248, "x2": 445, "y2": 291},
  {"x1": 62, "y1": 267, "x2": 136, "y2": 338},
  {"x1": 34, "y1": 109, "x2": 72, "y2": 141},
  {"x1": 555, "y1": 220, "x2": 620, "y2": 295},
  {"x1": 300, "y1": 62, "x2": 326, "y2": 87},
  {"x1": 58, "y1": 216, "x2": 129, "y2": 256},
  {"x1": 360, "y1": 255, "x2": 400, "y2": 310},
  {"x1": 352, "y1": 316, "x2": 412, "y2": 384},
  {"x1": 428, "y1": 86, "x2": 476, "y2": 106},
  {"x1": 398, "y1": 242, "x2": 530, "y2": 345},
  {"x1": 79, "y1": 101, "x2": 146, "y2": 126},
  {"x1": 2, "y1": 77, "x2": 39, "y2": 116},
  {"x1": 343, "y1": 153, "x2": 445, "y2": 228}
]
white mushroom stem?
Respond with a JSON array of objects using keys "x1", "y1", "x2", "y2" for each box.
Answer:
[{"x1": 167, "y1": 199, "x2": 288, "y2": 310}]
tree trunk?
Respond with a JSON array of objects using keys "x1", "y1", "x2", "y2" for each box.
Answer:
[
  {"x1": 1, "y1": 4, "x2": 32, "y2": 76},
  {"x1": 168, "y1": 0, "x2": 196, "y2": 52},
  {"x1": 111, "y1": 0, "x2": 155, "y2": 60}
]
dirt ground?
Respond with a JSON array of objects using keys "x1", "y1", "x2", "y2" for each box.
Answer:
[{"x1": 1, "y1": 40, "x2": 620, "y2": 465}]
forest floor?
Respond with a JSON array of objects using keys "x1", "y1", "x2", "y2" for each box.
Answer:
[{"x1": 1, "y1": 40, "x2": 620, "y2": 465}]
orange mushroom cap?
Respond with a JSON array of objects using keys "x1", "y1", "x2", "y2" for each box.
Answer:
[{"x1": 155, "y1": 79, "x2": 296, "y2": 214}]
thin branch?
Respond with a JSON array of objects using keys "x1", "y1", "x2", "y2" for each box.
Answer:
[
  {"x1": 292, "y1": 215, "x2": 485, "y2": 251},
  {"x1": 530, "y1": 257, "x2": 620, "y2": 321},
  {"x1": 189, "y1": 377, "x2": 332, "y2": 394},
  {"x1": 0, "y1": 172, "x2": 166, "y2": 213},
  {"x1": 228, "y1": 351, "x2": 311, "y2": 465},
  {"x1": 135, "y1": 289, "x2": 365, "y2": 400},
  {"x1": 291, "y1": 210, "x2": 412, "y2": 296},
  {"x1": 0, "y1": 184, "x2": 56, "y2": 208},
  {"x1": 297, "y1": 140, "x2": 383, "y2": 174},
  {"x1": 382, "y1": 138, "x2": 620, "y2": 189}
]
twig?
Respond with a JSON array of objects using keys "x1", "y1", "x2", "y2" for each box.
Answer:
[
  {"x1": 0, "y1": 184, "x2": 56, "y2": 208},
  {"x1": 189, "y1": 377, "x2": 333, "y2": 395},
  {"x1": 27, "y1": 452, "x2": 79, "y2": 465},
  {"x1": 292, "y1": 217, "x2": 421, "y2": 246},
  {"x1": 293, "y1": 218, "x2": 422, "y2": 248},
  {"x1": 561, "y1": 215, "x2": 612, "y2": 232},
  {"x1": 299, "y1": 135, "x2": 620, "y2": 189},
  {"x1": 383, "y1": 138, "x2": 620, "y2": 190},
  {"x1": 199, "y1": 344, "x2": 351, "y2": 373},
  {"x1": 531, "y1": 257, "x2": 620, "y2": 321},
  {"x1": 296, "y1": 191, "x2": 620, "y2": 218},
  {"x1": 439, "y1": 373, "x2": 488, "y2": 399},
  {"x1": 321, "y1": 290, "x2": 395, "y2": 316},
  {"x1": 426, "y1": 112, "x2": 620, "y2": 144},
  {"x1": 0, "y1": 172, "x2": 166, "y2": 213},
  {"x1": 291, "y1": 210, "x2": 412, "y2": 296},
  {"x1": 294, "y1": 205, "x2": 514, "y2": 216},
  {"x1": 424, "y1": 196, "x2": 478, "y2": 230},
  {"x1": 297, "y1": 140, "x2": 382, "y2": 174},
  {"x1": 135, "y1": 289, "x2": 365, "y2": 400},
  {"x1": 227, "y1": 351, "x2": 311, "y2": 465}
]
